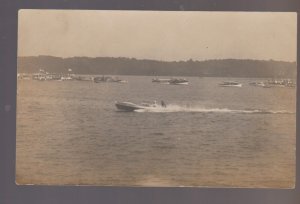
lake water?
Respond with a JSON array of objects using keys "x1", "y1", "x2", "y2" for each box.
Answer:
[{"x1": 16, "y1": 76, "x2": 296, "y2": 187}]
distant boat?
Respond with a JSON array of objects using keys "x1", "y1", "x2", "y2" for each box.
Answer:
[
  {"x1": 152, "y1": 78, "x2": 172, "y2": 84},
  {"x1": 73, "y1": 76, "x2": 93, "y2": 81},
  {"x1": 32, "y1": 69, "x2": 48, "y2": 81},
  {"x1": 94, "y1": 76, "x2": 127, "y2": 83},
  {"x1": 249, "y1": 82, "x2": 271, "y2": 88},
  {"x1": 51, "y1": 75, "x2": 63, "y2": 80},
  {"x1": 17, "y1": 73, "x2": 31, "y2": 80},
  {"x1": 60, "y1": 76, "x2": 73, "y2": 81},
  {"x1": 267, "y1": 79, "x2": 296, "y2": 88},
  {"x1": 114, "y1": 79, "x2": 128, "y2": 83},
  {"x1": 169, "y1": 78, "x2": 189, "y2": 85},
  {"x1": 33, "y1": 73, "x2": 46, "y2": 81},
  {"x1": 152, "y1": 77, "x2": 188, "y2": 85},
  {"x1": 249, "y1": 79, "x2": 296, "y2": 88},
  {"x1": 219, "y1": 81, "x2": 242, "y2": 87}
]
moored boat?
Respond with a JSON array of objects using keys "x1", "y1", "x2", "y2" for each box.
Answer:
[
  {"x1": 152, "y1": 78, "x2": 172, "y2": 84},
  {"x1": 168, "y1": 78, "x2": 189, "y2": 85},
  {"x1": 94, "y1": 76, "x2": 127, "y2": 83},
  {"x1": 17, "y1": 73, "x2": 31, "y2": 80},
  {"x1": 152, "y1": 77, "x2": 188, "y2": 85},
  {"x1": 267, "y1": 79, "x2": 296, "y2": 88},
  {"x1": 73, "y1": 76, "x2": 93, "y2": 81},
  {"x1": 219, "y1": 81, "x2": 242, "y2": 87},
  {"x1": 249, "y1": 82, "x2": 271, "y2": 88},
  {"x1": 60, "y1": 76, "x2": 73, "y2": 81}
]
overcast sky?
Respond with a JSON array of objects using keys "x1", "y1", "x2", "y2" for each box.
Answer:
[{"x1": 18, "y1": 10, "x2": 297, "y2": 62}]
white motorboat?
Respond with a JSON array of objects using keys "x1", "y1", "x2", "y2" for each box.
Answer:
[
  {"x1": 115, "y1": 101, "x2": 166, "y2": 111},
  {"x1": 219, "y1": 81, "x2": 242, "y2": 87},
  {"x1": 115, "y1": 102, "x2": 144, "y2": 111},
  {"x1": 152, "y1": 78, "x2": 188, "y2": 85},
  {"x1": 152, "y1": 78, "x2": 172, "y2": 84}
]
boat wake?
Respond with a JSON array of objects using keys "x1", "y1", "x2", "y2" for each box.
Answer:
[{"x1": 134, "y1": 104, "x2": 294, "y2": 114}]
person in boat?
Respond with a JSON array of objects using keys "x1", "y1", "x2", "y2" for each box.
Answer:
[{"x1": 161, "y1": 100, "x2": 167, "y2": 108}]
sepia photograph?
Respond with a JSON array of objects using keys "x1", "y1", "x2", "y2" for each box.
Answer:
[{"x1": 16, "y1": 10, "x2": 296, "y2": 188}]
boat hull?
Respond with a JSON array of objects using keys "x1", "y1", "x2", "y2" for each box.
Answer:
[
  {"x1": 115, "y1": 102, "x2": 143, "y2": 111},
  {"x1": 152, "y1": 78, "x2": 171, "y2": 83},
  {"x1": 219, "y1": 84, "x2": 242, "y2": 87},
  {"x1": 169, "y1": 82, "x2": 189, "y2": 85}
]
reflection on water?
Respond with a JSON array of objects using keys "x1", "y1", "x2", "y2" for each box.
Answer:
[{"x1": 16, "y1": 76, "x2": 296, "y2": 187}]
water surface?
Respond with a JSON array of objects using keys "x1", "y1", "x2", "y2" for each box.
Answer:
[{"x1": 16, "y1": 76, "x2": 296, "y2": 187}]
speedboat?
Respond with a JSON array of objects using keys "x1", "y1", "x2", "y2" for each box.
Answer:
[
  {"x1": 219, "y1": 81, "x2": 242, "y2": 87},
  {"x1": 115, "y1": 102, "x2": 144, "y2": 111},
  {"x1": 115, "y1": 101, "x2": 165, "y2": 111}
]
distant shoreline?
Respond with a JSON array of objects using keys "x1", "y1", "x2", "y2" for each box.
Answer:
[{"x1": 17, "y1": 56, "x2": 297, "y2": 78}]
